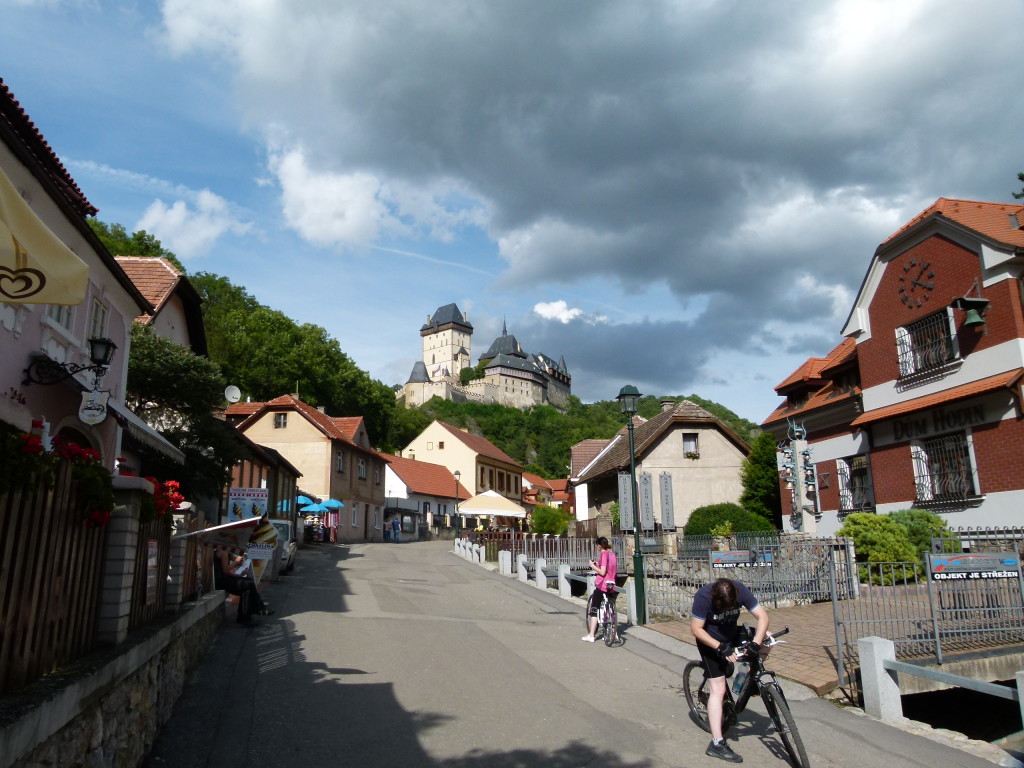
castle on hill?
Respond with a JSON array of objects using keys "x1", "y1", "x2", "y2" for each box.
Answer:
[{"x1": 400, "y1": 303, "x2": 572, "y2": 410}]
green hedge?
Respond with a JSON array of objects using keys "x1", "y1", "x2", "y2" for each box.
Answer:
[{"x1": 683, "y1": 502, "x2": 774, "y2": 536}]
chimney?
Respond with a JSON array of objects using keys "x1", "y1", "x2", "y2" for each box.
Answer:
[
  {"x1": 660, "y1": 398, "x2": 676, "y2": 412},
  {"x1": 317, "y1": 406, "x2": 326, "y2": 413}
]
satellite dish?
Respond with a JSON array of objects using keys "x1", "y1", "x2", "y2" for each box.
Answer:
[{"x1": 224, "y1": 385, "x2": 241, "y2": 403}]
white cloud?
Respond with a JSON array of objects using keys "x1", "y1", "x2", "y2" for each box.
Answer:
[
  {"x1": 533, "y1": 301, "x2": 582, "y2": 324},
  {"x1": 136, "y1": 189, "x2": 251, "y2": 260}
]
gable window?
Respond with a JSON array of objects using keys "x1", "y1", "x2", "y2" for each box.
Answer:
[
  {"x1": 438, "y1": 441, "x2": 444, "y2": 450},
  {"x1": 274, "y1": 413, "x2": 288, "y2": 429},
  {"x1": 336, "y1": 450, "x2": 346, "y2": 473},
  {"x1": 89, "y1": 299, "x2": 108, "y2": 340},
  {"x1": 358, "y1": 458, "x2": 367, "y2": 480},
  {"x1": 911, "y1": 432, "x2": 978, "y2": 504},
  {"x1": 896, "y1": 309, "x2": 958, "y2": 377},
  {"x1": 682, "y1": 433, "x2": 699, "y2": 458},
  {"x1": 836, "y1": 454, "x2": 873, "y2": 514}
]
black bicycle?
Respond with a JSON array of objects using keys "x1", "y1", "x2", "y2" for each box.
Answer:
[
  {"x1": 589, "y1": 590, "x2": 624, "y2": 647},
  {"x1": 682, "y1": 627, "x2": 809, "y2": 768}
]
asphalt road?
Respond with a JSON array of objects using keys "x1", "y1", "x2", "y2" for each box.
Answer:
[{"x1": 144, "y1": 541, "x2": 1011, "y2": 768}]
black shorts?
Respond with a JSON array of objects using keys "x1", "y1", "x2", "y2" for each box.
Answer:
[
  {"x1": 587, "y1": 588, "x2": 617, "y2": 618},
  {"x1": 697, "y1": 640, "x2": 734, "y2": 679}
]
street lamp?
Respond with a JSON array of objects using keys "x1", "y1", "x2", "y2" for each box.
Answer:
[
  {"x1": 23, "y1": 337, "x2": 118, "y2": 388},
  {"x1": 617, "y1": 384, "x2": 647, "y2": 625},
  {"x1": 453, "y1": 469, "x2": 462, "y2": 540}
]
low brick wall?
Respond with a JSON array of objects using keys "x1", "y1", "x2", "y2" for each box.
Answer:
[{"x1": 1, "y1": 593, "x2": 225, "y2": 768}]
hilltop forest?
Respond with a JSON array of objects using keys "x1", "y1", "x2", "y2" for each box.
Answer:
[{"x1": 92, "y1": 221, "x2": 761, "y2": 480}]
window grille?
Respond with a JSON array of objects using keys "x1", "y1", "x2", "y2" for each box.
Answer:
[
  {"x1": 837, "y1": 454, "x2": 874, "y2": 512},
  {"x1": 896, "y1": 310, "x2": 957, "y2": 376},
  {"x1": 911, "y1": 433, "x2": 978, "y2": 503}
]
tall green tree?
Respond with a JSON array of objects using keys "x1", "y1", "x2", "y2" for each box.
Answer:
[
  {"x1": 88, "y1": 219, "x2": 184, "y2": 271},
  {"x1": 739, "y1": 432, "x2": 782, "y2": 526},
  {"x1": 1014, "y1": 171, "x2": 1024, "y2": 199},
  {"x1": 125, "y1": 324, "x2": 247, "y2": 498}
]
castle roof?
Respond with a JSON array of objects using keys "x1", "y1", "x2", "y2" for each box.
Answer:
[
  {"x1": 421, "y1": 303, "x2": 472, "y2": 332},
  {"x1": 405, "y1": 360, "x2": 431, "y2": 384},
  {"x1": 480, "y1": 326, "x2": 525, "y2": 360}
]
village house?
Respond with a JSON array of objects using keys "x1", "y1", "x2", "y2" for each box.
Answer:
[{"x1": 763, "y1": 198, "x2": 1024, "y2": 534}]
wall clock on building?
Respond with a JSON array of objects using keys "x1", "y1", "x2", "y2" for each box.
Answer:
[{"x1": 897, "y1": 258, "x2": 935, "y2": 308}]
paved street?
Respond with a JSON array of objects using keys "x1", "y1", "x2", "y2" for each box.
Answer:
[{"x1": 144, "y1": 541, "x2": 1010, "y2": 768}]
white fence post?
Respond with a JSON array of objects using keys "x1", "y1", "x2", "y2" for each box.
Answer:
[
  {"x1": 499, "y1": 550, "x2": 512, "y2": 575},
  {"x1": 625, "y1": 578, "x2": 637, "y2": 626},
  {"x1": 534, "y1": 557, "x2": 547, "y2": 589},
  {"x1": 558, "y1": 564, "x2": 572, "y2": 598},
  {"x1": 858, "y1": 636, "x2": 902, "y2": 721},
  {"x1": 474, "y1": 544, "x2": 483, "y2": 563},
  {"x1": 517, "y1": 554, "x2": 529, "y2": 583}
]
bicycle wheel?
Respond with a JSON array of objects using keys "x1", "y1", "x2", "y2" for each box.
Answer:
[
  {"x1": 603, "y1": 609, "x2": 624, "y2": 647},
  {"x1": 761, "y1": 682, "x2": 810, "y2": 768},
  {"x1": 682, "y1": 661, "x2": 712, "y2": 732}
]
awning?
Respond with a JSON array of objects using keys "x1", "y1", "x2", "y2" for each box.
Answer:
[
  {"x1": 0, "y1": 165, "x2": 89, "y2": 304},
  {"x1": 851, "y1": 369, "x2": 1024, "y2": 427},
  {"x1": 457, "y1": 490, "x2": 528, "y2": 518},
  {"x1": 107, "y1": 399, "x2": 186, "y2": 464}
]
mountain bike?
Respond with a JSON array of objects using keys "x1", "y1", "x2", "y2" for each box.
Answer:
[
  {"x1": 589, "y1": 589, "x2": 624, "y2": 647},
  {"x1": 682, "y1": 627, "x2": 809, "y2": 768}
]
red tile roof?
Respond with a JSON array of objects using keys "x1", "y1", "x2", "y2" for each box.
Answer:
[
  {"x1": 522, "y1": 472, "x2": 552, "y2": 491},
  {"x1": 114, "y1": 256, "x2": 181, "y2": 322},
  {"x1": 850, "y1": 370, "x2": 1023, "y2": 427},
  {"x1": 884, "y1": 198, "x2": 1024, "y2": 249},
  {"x1": 436, "y1": 421, "x2": 521, "y2": 468},
  {"x1": 235, "y1": 395, "x2": 375, "y2": 455},
  {"x1": 0, "y1": 78, "x2": 97, "y2": 217},
  {"x1": 332, "y1": 416, "x2": 364, "y2": 442},
  {"x1": 379, "y1": 452, "x2": 471, "y2": 500},
  {"x1": 571, "y1": 439, "x2": 610, "y2": 478},
  {"x1": 226, "y1": 402, "x2": 263, "y2": 417},
  {"x1": 762, "y1": 381, "x2": 861, "y2": 427}
]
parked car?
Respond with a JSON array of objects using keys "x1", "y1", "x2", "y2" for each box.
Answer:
[{"x1": 272, "y1": 520, "x2": 298, "y2": 573}]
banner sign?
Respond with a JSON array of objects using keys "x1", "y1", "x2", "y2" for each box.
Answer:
[
  {"x1": 711, "y1": 549, "x2": 775, "y2": 569},
  {"x1": 228, "y1": 487, "x2": 269, "y2": 521},
  {"x1": 927, "y1": 553, "x2": 1021, "y2": 581},
  {"x1": 659, "y1": 472, "x2": 675, "y2": 530},
  {"x1": 617, "y1": 472, "x2": 634, "y2": 530},
  {"x1": 638, "y1": 472, "x2": 656, "y2": 531}
]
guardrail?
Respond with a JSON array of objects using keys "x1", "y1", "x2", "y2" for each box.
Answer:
[{"x1": 858, "y1": 636, "x2": 1023, "y2": 729}]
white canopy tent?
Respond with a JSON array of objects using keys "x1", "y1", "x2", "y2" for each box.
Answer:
[{"x1": 457, "y1": 490, "x2": 527, "y2": 518}]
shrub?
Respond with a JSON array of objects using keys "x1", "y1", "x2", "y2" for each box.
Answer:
[
  {"x1": 530, "y1": 504, "x2": 572, "y2": 535},
  {"x1": 837, "y1": 512, "x2": 920, "y2": 584},
  {"x1": 683, "y1": 502, "x2": 774, "y2": 536},
  {"x1": 887, "y1": 508, "x2": 949, "y2": 557}
]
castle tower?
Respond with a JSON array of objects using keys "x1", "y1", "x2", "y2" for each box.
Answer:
[{"x1": 420, "y1": 303, "x2": 473, "y2": 380}]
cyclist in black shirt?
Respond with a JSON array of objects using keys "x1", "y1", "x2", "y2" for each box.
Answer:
[{"x1": 690, "y1": 578, "x2": 769, "y2": 763}]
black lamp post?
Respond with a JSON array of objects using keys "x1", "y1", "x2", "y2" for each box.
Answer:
[
  {"x1": 617, "y1": 384, "x2": 647, "y2": 625},
  {"x1": 23, "y1": 337, "x2": 118, "y2": 388},
  {"x1": 453, "y1": 469, "x2": 462, "y2": 540}
]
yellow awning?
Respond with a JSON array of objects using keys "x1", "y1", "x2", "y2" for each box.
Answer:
[{"x1": 0, "y1": 165, "x2": 88, "y2": 304}]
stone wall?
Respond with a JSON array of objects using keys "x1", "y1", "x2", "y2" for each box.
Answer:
[{"x1": 3, "y1": 594, "x2": 224, "y2": 768}]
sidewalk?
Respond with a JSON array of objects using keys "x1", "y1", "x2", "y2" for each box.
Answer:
[{"x1": 646, "y1": 600, "x2": 842, "y2": 695}]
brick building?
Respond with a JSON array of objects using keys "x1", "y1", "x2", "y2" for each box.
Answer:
[{"x1": 762, "y1": 198, "x2": 1024, "y2": 535}]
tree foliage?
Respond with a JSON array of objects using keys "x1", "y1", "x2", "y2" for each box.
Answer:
[
  {"x1": 683, "y1": 502, "x2": 775, "y2": 536},
  {"x1": 530, "y1": 504, "x2": 573, "y2": 535},
  {"x1": 189, "y1": 272, "x2": 398, "y2": 449},
  {"x1": 740, "y1": 432, "x2": 782, "y2": 526},
  {"x1": 125, "y1": 324, "x2": 247, "y2": 498},
  {"x1": 1014, "y1": 171, "x2": 1024, "y2": 200},
  {"x1": 885, "y1": 509, "x2": 949, "y2": 557},
  {"x1": 88, "y1": 219, "x2": 184, "y2": 271}
]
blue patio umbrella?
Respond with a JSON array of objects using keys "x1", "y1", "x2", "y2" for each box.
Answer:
[
  {"x1": 301, "y1": 503, "x2": 328, "y2": 513},
  {"x1": 322, "y1": 498, "x2": 345, "y2": 509},
  {"x1": 297, "y1": 495, "x2": 314, "y2": 506},
  {"x1": 276, "y1": 499, "x2": 292, "y2": 512}
]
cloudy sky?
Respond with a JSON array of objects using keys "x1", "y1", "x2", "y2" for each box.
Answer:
[{"x1": 3, "y1": 0, "x2": 1022, "y2": 423}]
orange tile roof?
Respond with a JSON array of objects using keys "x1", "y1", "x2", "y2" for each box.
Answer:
[
  {"x1": 436, "y1": 421, "x2": 522, "y2": 468},
  {"x1": 236, "y1": 395, "x2": 377, "y2": 456},
  {"x1": 774, "y1": 357, "x2": 830, "y2": 392},
  {"x1": 884, "y1": 198, "x2": 1024, "y2": 249},
  {"x1": 379, "y1": 452, "x2": 471, "y2": 500},
  {"x1": 522, "y1": 472, "x2": 552, "y2": 490},
  {"x1": 762, "y1": 382, "x2": 860, "y2": 427},
  {"x1": 114, "y1": 256, "x2": 182, "y2": 322},
  {"x1": 850, "y1": 370, "x2": 1023, "y2": 427},
  {"x1": 226, "y1": 402, "x2": 263, "y2": 417},
  {"x1": 332, "y1": 416, "x2": 364, "y2": 442}
]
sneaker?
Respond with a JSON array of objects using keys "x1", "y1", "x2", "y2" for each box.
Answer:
[
  {"x1": 706, "y1": 740, "x2": 742, "y2": 763},
  {"x1": 581, "y1": 635, "x2": 596, "y2": 643}
]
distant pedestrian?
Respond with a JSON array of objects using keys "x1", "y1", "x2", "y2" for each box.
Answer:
[
  {"x1": 383, "y1": 520, "x2": 391, "y2": 542},
  {"x1": 392, "y1": 516, "x2": 401, "y2": 542}
]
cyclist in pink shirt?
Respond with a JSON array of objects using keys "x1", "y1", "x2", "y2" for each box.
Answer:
[{"x1": 582, "y1": 537, "x2": 617, "y2": 642}]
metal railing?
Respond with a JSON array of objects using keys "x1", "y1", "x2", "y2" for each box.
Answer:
[{"x1": 833, "y1": 558, "x2": 1024, "y2": 701}]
